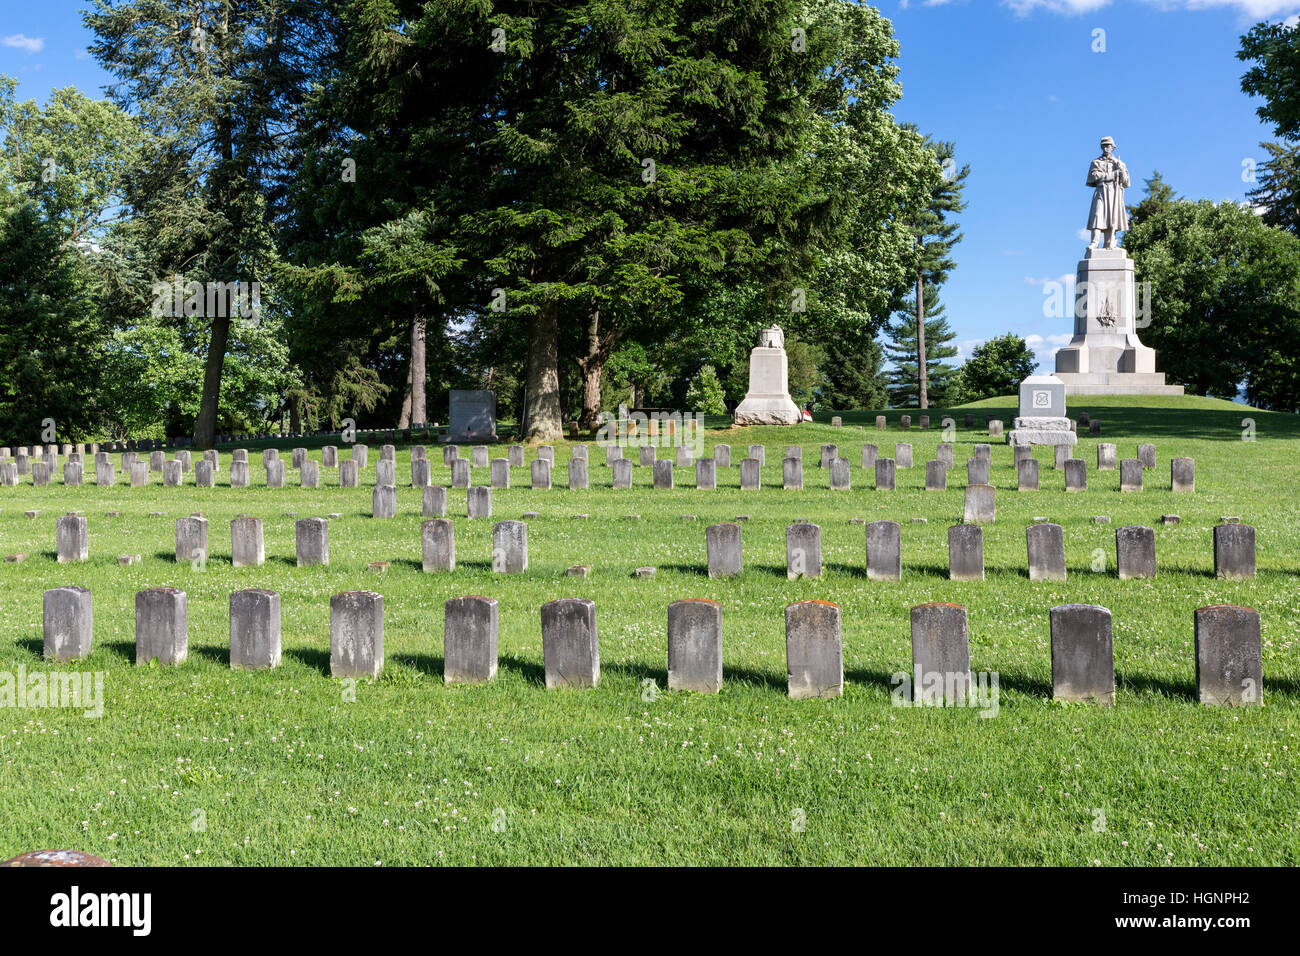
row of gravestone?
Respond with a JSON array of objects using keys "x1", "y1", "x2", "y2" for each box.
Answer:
[
  {"x1": 837, "y1": 413, "x2": 1102, "y2": 436},
  {"x1": 42, "y1": 513, "x2": 1257, "y2": 582},
  {"x1": 36, "y1": 587, "x2": 1262, "y2": 707}
]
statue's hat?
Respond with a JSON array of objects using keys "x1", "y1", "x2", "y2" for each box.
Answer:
[{"x1": 1099, "y1": 136, "x2": 1115, "y2": 147}]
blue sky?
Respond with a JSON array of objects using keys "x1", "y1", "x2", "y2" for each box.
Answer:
[{"x1": 3, "y1": 1, "x2": 1299, "y2": 372}]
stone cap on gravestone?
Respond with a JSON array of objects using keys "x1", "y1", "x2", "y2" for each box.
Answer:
[{"x1": 1018, "y1": 374, "x2": 1067, "y2": 419}]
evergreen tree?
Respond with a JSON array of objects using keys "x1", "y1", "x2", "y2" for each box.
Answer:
[
  {"x1": 1126, "y1": 170, "x2": 1179, "y2": 229},
  {"x1": 1247, "y1": 142, "x2": 1300, "y2": 235},
  {"x1": 819, "y1": 327, "x2": 888, "y2": 411},
  {"x1": 883, "y1": 285, "x2": 958, "y2": 407},
  {"x1": 898, "y1": 134, "x2": 968, "y2": 409}
]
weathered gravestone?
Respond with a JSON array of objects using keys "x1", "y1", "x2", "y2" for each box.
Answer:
[
  {"x1": 1214, "y1": 523, "x2": 1255, "y2": 579},
  {"x1": 135, "y1": 588, "x2": 187, "y2": 666},
  {"x1": 65, "y1": 462, "x2": 84, "y2": 487},
  {"x1": 706, "y1": 523, "x2": 742, "y2": 578},
  {"x1": 739, "y1": 457, "x2": 761, "y2": 490},
  {"x1": 468, "y1": 486, "x2": 492, "y2": 519},
  {"x1": 175, "y1": 517, "x2": 207, "y2": 564},
  {"x1": 541, "y1": 597, "x2": 599, "y2": 688},
  {"x1": 1026, "y1": 522, "x2": 1067, "y2": 582},
  {"x1": 531, "y1": 459, "x2": 552, "y2": 490},
  {"x1": 1064, "y1": 459, "x2": 1087, "y2": 492},
  {"x1": 875, "y1": 457, "x2": 896, "y2": 491},
  {"x1": 1119, "y1": 458, "x2": 1142, "y2": 492},
  {"x1": 338, "y1": 460, "x2": 357, "y2": 487},
  {"x1": 1050, "y1": 604, "x2": 1114, "y2": 704},
  {"x1": 782, "y1": 456, "x2": 803, "y2": 490},
  {"x1": 948, "y1": 524, "x2": 984, "y2": 581},
  {"x1": 1137, "y1": 443, "x2": 1156, "y2": 469},
  {"x1": 1115, "y1": 525, "x2": 1156, "y2": 579},
  {"x1": 422, "y1": 518, "x2": 456, "y2": 572},
  {"x1": 230, "y1": 461, "x2": 250, "y2": 488},
  {"x1": 695, "y1": 458, "x2": 716, "y2": 490},
  {"x1": 411, "y1": 459, "x2": 431, "y2": 488},
  {"x1": 896, "y1": 443, "x2": 913, "y2": 469},
  {"x1": 785, "y1": 601, "x2": 843, "y2": 699},
  {"x1": 444, "y1": 596, "x2": 498, "y2": 684},
  {"x1": 296, "y1": 518, "x2": 329, "y2": 567},
  {"x1": 667, "y1": 599, "x2": 723, "y2": 693},
  {"x1": 1017, "y1": 458, "x2": 1039, "y2": 491},
  {"x1": 448, "y1": 459, "x2": 469, "y2": 488},
  {"x1": 911, "y1": 602, "x2": 971, "y2": 706},
  {"x1": 861, "y1": 443, "x2": 878, "y2": 470},
  {"x1": 964, "y1": 484, "x2": 995, "y2": 524},
  {"x1": 472, "y1": 445, "x2": 489, "y2": 468},
  {"x1": 865, "y1": 520, "x2": 901, "y2": 581},
  {"x1": 54, "y1": 515, "x2": 87, "y2": 564},
  {"x1": 967, "y1": 458, "x2": 989, "y2": 486},
  {"x1": 231, "y1": 517, "x2": 265, "y2": 567},
  {"x1": 372, "y1": 485, "x2": 397, "y2": 519},
  {"x1": 43, "y1": 586, "x2": 93, "y2": 661},
  {"x1": 829, "y1": 457, "x2": 850, "y2": 490},
  {"x1": 612, "y1": 459, "x2": 633, "y2": 489},
  {"x1": 162, "y1": 461, "x2": 181, "y2": 487},
  {"x1": 330, "y1": 591, "x2": 384, "y2": 678},
  {"x1": 819, "y1": 444, "x2": 837, "y2": 468},
  {"x1": 230, "y1": 589, "x2": 281, "y2": 670},
  {"x1": 748, "y1": 444, "x2": 765, "y2": 466},
  {"x1": 639, "y1": 446, "x2": 656, "y2": 467},
  {"x1": 653, "y1": 459, "x2": 674, "y2": 490},
  {"x1": 509, "y1": 445, "x2": 526, "y2": 468},
  {"x1": 1171, "y1": 457, "x2": 1195, "y2": 493},
  {"x1": 1194, "y1": 604, "x2": 1262, "y2": 707},
  {"x1": 786, "y1": 523, "x2": 822, "y2": 580},
  {"x1": 925, "y1": 460, "x2": 947, "y2": 491},
  {"x1": 1097, "y1": 443, "x2": 1116, "y2": 470},
  {"x1": 490, "y1": 459, "x2": 510, "y2": 489},
  {"x1": 492, "y1": 520, "x2": 528, "y2": 573},
  {"x1": 300, "y1": 461, "x2": 320, "y2": 488},
  {"x1": 422, "y1": 485, "x2": 447, "y2": 517}
]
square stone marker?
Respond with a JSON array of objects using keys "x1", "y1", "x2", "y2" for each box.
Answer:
[{"x1": 541, "y1": 597, "x2": 599, "y2": 689}]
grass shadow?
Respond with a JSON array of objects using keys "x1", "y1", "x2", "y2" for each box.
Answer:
[
  {"x1": 392, "y1": 652, "x2": 444, "y2": 677},
  {"x1": 192, "y1": 645, "x2": 230, "y2": 667},
  {"x1": 1116, "y1": 671, "x2": 1197, "y2": 702},
  {"x1": 499, "y1": 653, "x2": 546, "y2": 686},
  {"x1": 285, "y1": 645, "x2": 331, "y2": 676}
]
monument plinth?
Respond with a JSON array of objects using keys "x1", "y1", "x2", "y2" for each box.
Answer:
[
  {"x1": 733, "y1": 326, "x2": 802, "y2": 426},
  {"x1": 1008, "y1": 375, "x2": 1076, "y2": 447},
  {"x1": 1052, "y1": 137, "x2": 1183, "y2": 396}
]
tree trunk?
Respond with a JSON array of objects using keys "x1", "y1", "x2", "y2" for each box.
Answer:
[
  {"x1": 289, "y1": 398, "x2": 300, "y2": 435},
  {"x1": 409, "y1": 312, "x2": 427, "y2": 426},
  {"x1": 524, "y1": 300, "x2": 562, "y2": 442},
  {"x1": 397, "y1": 358, "x2": 413, "y2": 428},
  {"x1": 194, "y1": 316, "x2": 231, "y2": 448},
  {"x1": 577, "y1": 307, "x2": 615, "y2": 432},
  {"x1": 916, "y1": 272, "x2": 928, "y2": 409}
]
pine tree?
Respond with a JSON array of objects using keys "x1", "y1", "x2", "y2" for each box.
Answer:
[
  {"x1": 899, "y1": 135, "x2": 968, "y2": 409},
  {"x1": 819, "y1": 328, "x2": 888, "y2": 411},
  {"x1": 884, "y1": 285, "x2": 958, "y2": 407}
]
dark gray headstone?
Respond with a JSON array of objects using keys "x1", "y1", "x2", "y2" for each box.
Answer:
[
  {"x1": 381, "y1": 444, "x2": 396, "y2": 462},
  {"x1": 541, "y1": 597, "x2": 599, "y2": 689},
  {"x1": 292, "y1": 447, "x2": 307, "y2": 469},
  {"x1": 1017, "y1": 458, "x2": 1038, "y2": 491},
  {"x1": 1171, "y1": 456, "x2": 1194, "y2": 493},
  {"x1": 1194, "y1": 604, "x2": 1262, "y2": 707},
  {"x1": 443, "y1": 445, "x2": 460, "y2": 467},
  {"x1": 925, "y1": 460, "x2": 947, "y2": 491},
  {"x1": 230, "y1": 589, "x2": 281, "y2": 670},
  {"x1": 330, "y1": 591, "x2": 384, "y2": 678},
  {"x1": 449, "y1": 459, "x2": 469, "y2": 488},
  {"x1": 1050, "y1": 604, "x2": 1113, "y2": 704},
  {"x1": 706, "y1": 523, "x2": 742, "y2": 578},
  {"x1": 338, "y1": 460, "x2": 357, "y2": 487},
  {"x1": 176, "y1": 516, "x2": 207, "y2": 564},
  {"x1": 1119, "y1": 458, "x2": 1142, "y2": 492},
  {"x1": 422, "y1": 485, "x2": 447, "y2": 518},
  {"x1": 1137, "y1": 443, "x2": 1156, "y2": 469},
  {"x1": 296, "y1": 518, "x2": 329, "y2": 567},
  {"x1": 639, "y1": 445, "x2": 656, "y2": 467},
  {"x1": 963, "y1": 483, "x2": 995, "y2": 523},
  {"x1": 231, "y1": 517, "x2": 265, "y2": 567},
  {"x1": 865, "y1": 519, "x2": 901, "y2": 581},
  {"x1": 783, "y1": 456, "x2": 803, "y2": 490},
  {"x1": 713, "y1": 444, "x2": 731, "y2": 468},
  {"x1": 43, "y1": 586, "x2": 93, "y2": 661},
  {"x1": 653, "y1": 459, "x2": 674, "y2": 489},
  {"x1": 695, "y1": 457, "x2": 716, "y2": 490},
  {"x1": 819, "y1": 444, "x2": 837, "y2": 468},
  {"x1": 135, "y1": 587, "x2": 187, "y2": 666},
  {"x1": 421, "y1": 518, "x2": 456, "y2": 572},
  {"x1": 829, "y1": 457, "x2": 850, "y2": 490},
  {"x1": 900, "y1": 414, "x2": 911, "y2": 429},
  {"x1": 411, "y1": 458, "x2": 431, "y2": 488},
  {"x1": 1214, "y1": 523, "x2": 1255, "y2": 579},
  {"x1": 55, "y1": 515, "x2": 88, "y2": 563},
  {"x1": 785, "y1": 600, "x2": 843, "y2": 699},
  {"x1": 1064, "y1": 458, "x2": 1086, "y2": 492},
  {"x1": 372, "y1": 484, "x2": 397, "y2": 519},
  {"x1": 492, "y1": 520, "x2": 528, "y2": 573},
  {"x1": 1014, "y1": 445, "x2": 1032, "y2": 467},
  {"x1": 875, "y1": 457, "x2": 896, "y2": 490},
  {"x1": 786, "y1": 522, "x2": 822, "y2": 580},
  {"x1": 739, "y1": 458, "x2": 761, "y2": 490},
  {"x1": 612, "y1": 459, "x2": 633, "y2": 489},
  {"x1": 911, "y1": 602, "x2": 970, "y2": 705},
  {"x1": 1027, "y1": 522, "x2": 1067, "y2": 582},
  {"x1": 468, "y1": 485, "x2": 492, "y2": 519},
  {"x1": 444, "y1": 596, "x2": 498, "y2": 683},
  {"x1": 966, "y1": 458, "x2": 989, "y2": 486},
  {"x1": 1116, "y1": 525, "x2": 1156, "y2": 579},
  {"x1": 193, "y1": 460, "x2": 212, "y2": 487},
  {"x1": 973, "y1": 443, "x2": 992, "y2": 463},
  {"x1": 531, "y1": 459, "x2": 552, "y2": 490},
  {"x1": 667, "y1": 599, "x2": 722, "y2": 693},
  {"x1": 948, "y1": 524, "x2": 984, "y2": 581}
]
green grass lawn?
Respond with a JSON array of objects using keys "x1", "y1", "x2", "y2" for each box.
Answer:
[{"x1": 1, "y1": 394, "x2": 1297, "y2": 865}]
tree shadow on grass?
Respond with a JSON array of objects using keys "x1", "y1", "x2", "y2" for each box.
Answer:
[
  {"x1": 1117, "y1": 671, "x2": 1196, "y2": 702},
  {"x1": 285, "y1": 646, "x2": 331, "y2": 676}
]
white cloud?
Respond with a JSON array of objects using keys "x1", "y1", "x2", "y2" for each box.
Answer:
[
  {"x1": 1004, "y1": 0, "x2": 1300, "y2": 17},
  {"x1": 3, "y1": 34, "x2": 45, "y2": 54},
  {"x1": 74, "y1": 49, "x2": 91, "y2": 61},
  {"x1": 956, "y1": 337, "x2": 988, "y2": 360},
  {"x1": 1022, "y1": 332, "x2": 1074, "y2": 369},
  {"x1": 1076, "y1": 228, "x2": 1092, "y2": 241}
]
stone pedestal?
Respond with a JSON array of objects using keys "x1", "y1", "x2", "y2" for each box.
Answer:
[
  {"x1": 1053, "y1": 248, "x2": 1183, "y2": 395},
  {"x1": 733, "y1": 327, "x2": 801, "y2": 426},
  {"x1": 1008, "y1": 374, "x2": 1078, "y2": 447}
]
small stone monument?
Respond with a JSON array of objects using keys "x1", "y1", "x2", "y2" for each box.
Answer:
[
  {"x1": 1008, "y1": 374, "x2": 1077, "y2": 448},
  {"x1": 733, "y1": 326, "x2": 802, "y2": 426},
  {"x1": 448, "y1": 389, "x2": 497, "y2": 441}
]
